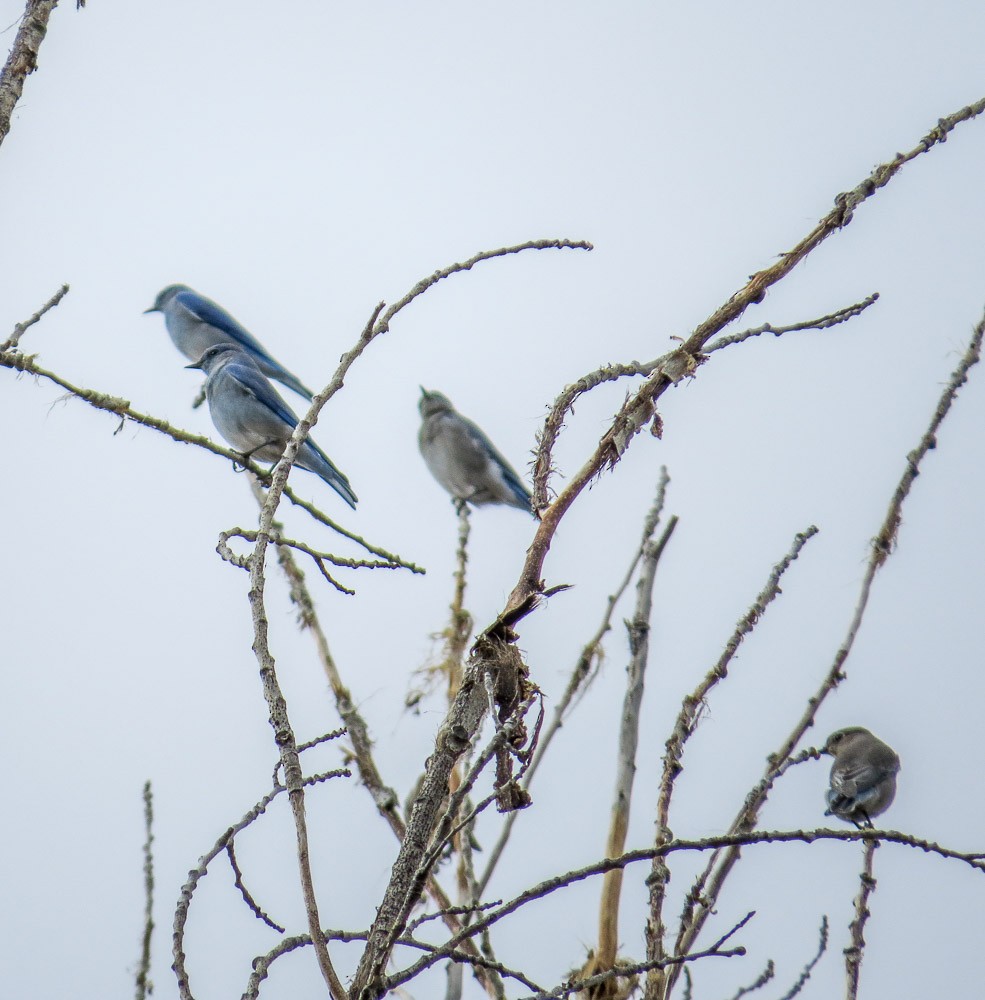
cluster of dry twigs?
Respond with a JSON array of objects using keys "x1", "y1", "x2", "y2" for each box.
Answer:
[{"x1": 4, "y1": 5, "x2": 985, "y2": 1000}]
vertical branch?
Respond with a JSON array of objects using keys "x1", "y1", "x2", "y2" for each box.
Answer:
[
  {"x1": 246, "y1": 500, "x2": 347, "y2": 1000},
  {"x1": 844, "y1": 843, "x2": 878, "y2": 1000},
  {"x1": 0, "y1": 0, "x2": 59, "y2": 150},
  {"x1": 646, "y1": 528, "x2": 817, "y2": 997},
  {"x1": 135, "y1": 780, "x2": 154, "y2": 1000},
  {"x1": 479, "y1": 471, "x2": 670, "y2": 896},
  {"x1": 667, "y1": 308, "x2": 985, "y2": 997},
  {"x1": 577, "y1": 515, "x2": 678, "y2": 996}
]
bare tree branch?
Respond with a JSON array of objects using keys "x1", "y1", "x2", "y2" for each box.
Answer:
[
  {"x1": 0, "y1": 0, "x2": 58, "y2": 149},
  {"x1": 669, "y1": 305, "x2": 985, "y2": 991},
  {"x1": 580, "y1": 516, "x2": 678, "y2": 992},
  {"x1": 844, "y1": 844, "x2": 877, "y2": 1000},
  {"x1": 2, "y1": 283, "x2": 68, "y2": 351},
  {"x1": 479, "y1": 469, "x2": 671, "y2": 896},
  {"x1": 775, "y1": 915, "x2": 828, "y2": 1000},
  {"x1": 705, "y1": 293, "x2": 879, "y2": 353},
  {"x1": 226, "y1": 838, "x2": 286, "y2": 934},
  {"x1": 530, "y1": 96, "x2": 985, "y2": 518},
  {"x1": 646, "y1": 527, "x2": 818, "y2": 994},
  {"x1": 172, "y1": 767, "x2": 349, "y2": 1000},
  {"x1": 723, "y1": 959, "x2": 774, "y2": 1000},
  {"x1": 135, "y1": 780, "x2": 154, "y2": 1000}
]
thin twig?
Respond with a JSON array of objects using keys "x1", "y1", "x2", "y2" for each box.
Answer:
[
  {"x1": 646, "y1": 527, "x2": 818, "y2": 991},
  {"x1": 668, "y1": 307, "x2": 985, "y2": 993},
  {"x1": 844, "y1": 844, "x2": 877, "y2": 1000},
  {"x1": 135, "y1": 781, "x2": 154, "y2": 1000},
  {"x1": 775, "y1": 915, "x2": 827, "y2": 1000},
  {"x1": 705, "y1": 293, "x2": 879, "y2": 353},
  {"x1": 385, "y1": 825, "x2": 984, "y2": 991},
  {"x1": 2, "y1": 283, "x2": 68, "y2": 351},
  {"x1": 172, "y1": 767, "x2": 349, "y2": 1000},
  {"x1": 723, "y1": 959, "x2": 774, "y2": 1000},
  {"x1": 226, "y1": 839, "x2": 286, "y2": 934}
]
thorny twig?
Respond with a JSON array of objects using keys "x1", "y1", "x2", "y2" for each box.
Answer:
[
  {"x1": 844, "y1": 844, "x2": 877, "y2": 1000},
  {"x1": 668, "y1": 306, "x2": 985, "y2": 994},
  {"x1": 646, "y1": 527, "x2": 818, "y2": 993},
  {"x1": 775, "y1": 915, "x2": 828, "y2": 1000}
]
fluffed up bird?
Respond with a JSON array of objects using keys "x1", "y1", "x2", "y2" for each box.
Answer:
[
  {"x1": 145, "y1": 284, "x2": 315, "y2": 400},
  {"x1": 418, "y1": 388, "x2": 534, "y2": 514},
  {"x1": 823, "y1": 726, "x2": 900, "y2": 828},
  {"x1": 187, "y1": 343, "x2": 357, "y2": 509}
]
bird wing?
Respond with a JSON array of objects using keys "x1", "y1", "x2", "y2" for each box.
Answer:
[
  {"x1": 459, "y1": 415, "x2": 531, "y2": 505},
  {"x1": 223, "y1": 358, "x2": 300, "y2": 429},
  {"x1": 831, "y1": 757, "x2": 897, "y2": 798},
  {"x1": 175, "y1": 290, "x2": 278, "y2": 367}
]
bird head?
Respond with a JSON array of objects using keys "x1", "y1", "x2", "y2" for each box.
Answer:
[
  {"x1": 823, "y1": 726, "x2": 874, "y2": 757},
  {"x1": 418, "y1": 387, "x2": 455, "y2": 418},
  {"x1": 186, "y1": 343, "x2": 242, "y2": 375},
  {"x1": 144, "y1": 284, "x2": 192, "y2": 314}
]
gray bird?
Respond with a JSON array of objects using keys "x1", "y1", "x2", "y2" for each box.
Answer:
[
  {"x1": 417, "y1": 388, "x2": 534, "y2": 514},
  {"x1": 187, "y1": 343, "x2": 356, "y2": 509},
  {"x1": 145, "y1": 284, "x2": 315, "y2": 400},
  {"x1": 823, "y1": 726, "x2": 900, "y2": 828}
]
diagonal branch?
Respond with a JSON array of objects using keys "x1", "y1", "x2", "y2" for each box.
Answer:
[
  {"x1": 0, "y1": 0, "x2": 59, "y2": 150},
  {"x1": 646, "y1": 527, "x2": 818, "y2": 996},
  {"x1": 478, "y1": 469, "x2": 671, "y2": 896},
  {"x1": 668, "y1": 305, "x2": 985, "y2": 993}
]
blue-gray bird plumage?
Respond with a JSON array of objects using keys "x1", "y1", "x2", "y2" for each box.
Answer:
[
  {"x1": 188, "y1": 343, "x2": 357, "y2": 509},
  {"x1": 145, "y1": 284, "x2": 315, "y2": 400},
  {"x1": 823, "y1": 726, "x2": 900, "y2": 828},
  {"x1": 417, "y1": 388, "x2": 533, "y2": 514}
]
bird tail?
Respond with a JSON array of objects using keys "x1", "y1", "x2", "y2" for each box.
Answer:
[
  {"x1": 280, "y1": 371, "x2": 316, "y2": 402},
  {"x1": 301, "y1": 442, "x2": 358, "y2": 509}
]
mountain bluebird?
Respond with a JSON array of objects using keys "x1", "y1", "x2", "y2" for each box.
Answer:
[
  {"x1": 418, "y1": 388, "x2": 534, "y2": 514},
  {"x1": 187, "y1": 343, "x2": 357, "y2": 509},
  {"x1": 823, "y1": 726, "x2": 900, "y2": 828},
  {"x1": 145, "y1": 284, "x2": 315, "y2": 400}
]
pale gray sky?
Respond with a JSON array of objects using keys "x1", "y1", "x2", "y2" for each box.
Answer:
[{"x1": 3, "y1": 2, "x2": 985, "y2": 998}]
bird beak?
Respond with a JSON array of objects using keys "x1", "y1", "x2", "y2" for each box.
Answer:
[
  {"x1": 419, "y1": 385, "x2": 428, "y2": 396},
  {"x1": 185, "y1": 359, "x2": 203, "y2": 370},
  {"x1": 143, "y1": 306, "x2": 159, "y2": 314}
]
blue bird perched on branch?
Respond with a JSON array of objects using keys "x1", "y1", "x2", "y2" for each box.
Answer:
[
  {"x1": 187, "y1": 343, "x2": 357, "y2": 510},
  {"x1": 418, "y1": 388, "x2": 534, "y2": 515},
  {"x1": 145, "y1": 284, "x2": 315, "y2": 401},
  {"x1": 823, "y1": 726, "x2": 900, "y2": 828}
]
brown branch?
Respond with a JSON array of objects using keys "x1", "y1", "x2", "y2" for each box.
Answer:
[
  {"x1": 844, "y1": 843, "x2": 877, "y2": 1000},
  {"x1": 478, "y1": 469, "x2": 671, "y2": 896},
  {"x1": 526, "y1": 95, "x2": 985, "y2": 539},
  {"x1": 171, "y1": 767, "x2": 348, "y2": 1000},
  {"x1": 775, "y1": 915, "x2": 827, "y2": 1000},
  {"x1": 646, "y1": 527, "x2": 818, "y2": 994},
  {"x1": 226, "y1": 838, "x2": 286, "y2": 934},
  {"x1": 2, "y1": 283, "x2": 68, "y2": 351},
  {"x1": 668, "y1": 305, "x2": 985, "y2": 992},
  {"x1": 705, "y1": 293, "x2": 879, "y2": 353},
  {"x1": 135, "y1": 781, "x2": 154, "y2": 1000},
  {"x1": 2, "y1": 350, "x2": 421, "y2": 570},
  {"x1": 725, "y1": 959, "x2": 775, "y2": 1000},
  {"x1": 242, "y1": 929, "x2": 546, "y2": 1000},
  {"x1": 386, "y1": 826, "x2": 984, "y2": 990},
  {"x1": 267, "y1": 501, "x2": 500, "y2": 994},
  {"x1": 584, "y1": 516, "x2": 678, "y2": 992},
  {"x1": 0, "y1": 0, "x2": 58, "y2": 150}
]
